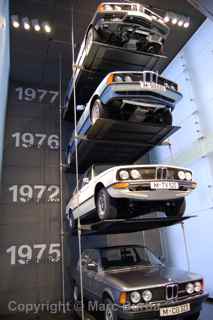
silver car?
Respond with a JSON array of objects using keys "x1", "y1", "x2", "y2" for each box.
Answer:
[{"x1": 73, "y1": 245, "x2": 207, "y2": 320}]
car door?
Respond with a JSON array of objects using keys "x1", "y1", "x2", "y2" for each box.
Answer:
[
  {"x1": 78, "y1": 167, "x2": 95, "y2": 215},
  {"x1": 85, "y1": 249, "x2": 102, "y2": 301}
]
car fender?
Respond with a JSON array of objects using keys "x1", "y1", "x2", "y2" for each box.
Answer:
[{"x1": 103, "y1": 288, "x2": 115, "y2": 303}]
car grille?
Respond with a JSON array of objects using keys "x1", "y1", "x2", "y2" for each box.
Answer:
[
  {"x1": 166, "y1": 284, "x2": 178, "y2": 300},
  {"x1": 123, "y1": 72, "x2": 178, "y2": 91},
  {"x1": 118, "y1": 167, "x2": 182, "y2": 180}
]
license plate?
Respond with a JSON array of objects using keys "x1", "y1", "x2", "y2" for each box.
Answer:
[
  {"x1": 160, "y1": 303, "x2": 190, "y2": 317},
  {"x1": 150, "y1": 181, "x2": 179, "y2": 190}
]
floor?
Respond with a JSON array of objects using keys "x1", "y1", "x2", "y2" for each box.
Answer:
[{"x1": 200, "y1": 302, "x2": 213, "y2": 319}]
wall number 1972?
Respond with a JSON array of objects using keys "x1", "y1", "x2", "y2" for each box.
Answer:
[{"x1": 8, "y1": 185, "x2": 60, "y2": 203}]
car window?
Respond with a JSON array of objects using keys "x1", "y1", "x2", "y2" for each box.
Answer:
[
  {"x1": 93, "y1": 164, "x2": 115, "y2": 176},
  {"x1": 100, "y1": 246, "x2": 162, "y2": 270},
  {"x1": 81, "y1": 167, "x2": 92, "y2": 188}
]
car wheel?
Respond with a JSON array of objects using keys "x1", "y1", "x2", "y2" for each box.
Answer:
[
  {"x1": 96, "y1": 187, "x2": 118, "y2": 220},
  {"x1": 67, "y1": 209, "x2": 76, "y2": 232},
  {"x1": 154, "y1": 109, "x2": 173, "y2": 126},
  {"x1": 90, "y1": 99, "x2": 109, "y2": 125},
  {"x1": 147, "y1": 42, "x2": 162, "y2": 55},
  {"x1": 104, "y1": 298, "x2": 117, "y2": 320},
  {"x1": 85, "y1": 27, "x2": 100, "y2": 56},
  {"x1": 165, "y1": 198, "x2": 186, "y2": 218}
]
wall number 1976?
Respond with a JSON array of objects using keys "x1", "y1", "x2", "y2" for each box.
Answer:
[{"x1": 11, "y1": 132, "x2": 59, "y2": 149}]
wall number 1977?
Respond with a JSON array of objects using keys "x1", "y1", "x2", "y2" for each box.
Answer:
[{"x1": 15, "y1": 87, "x2": 59, "y2": 104}]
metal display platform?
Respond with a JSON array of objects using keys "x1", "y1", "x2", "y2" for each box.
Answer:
[
  {"x1": 68, "y1": 118, "x2": 180, "y2": 173},
  {"x1": 75, "y1": 216, "x2": 194, "y2": 236},
  {"x1": 64, "y1": 41, "x2": 166, "y2": 120}
]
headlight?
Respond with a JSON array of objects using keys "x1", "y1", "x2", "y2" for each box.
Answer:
[
  {"x1": 114, "y1": 5, "x2": 122, "y2": 11},
  {"x1": 130, "y1": 291, "x2": 141, "y2": 304},
  {"x1": 178, "y1": 170, "x2": 186, "y2": 180},
  {"x1": 114, "y1": 75, "x2": 123, "y2": 83},
  {"x1": 119, "y1": 170, "x2": 129, "y2": 180},
  {"x1": 194, "y1": 281, "x2": 202, "y2": 293},
  {"x1": 130, "y1": 169, "x2": 141, "y2": 179},
  {"x1": 104, "y1": 4, "x2": 113, "y2": 11},
  {"x1": 124, "y1": 75, "x2": 133, "y2": 82},
  {"x1": 185, "y1": 172, "x2": 192, "y2": 181},
  {"x1": 186, "y1": 283, "x2": 194, "y2": 294},
  {"x1": 142, "y1": 290, "x2": 152, "y2": 302}
]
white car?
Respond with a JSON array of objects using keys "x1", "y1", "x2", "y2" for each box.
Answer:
[
  {"x1": 66, "y1": 164, "x2": 197, "y2": 229},
  {"x1": 66, "y1": 71, "x2": 182, "y2": 167}
]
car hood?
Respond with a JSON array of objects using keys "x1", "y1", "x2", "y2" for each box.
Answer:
[{"x1": 104, "y1": 265, "x2": 201, "y2": 290}]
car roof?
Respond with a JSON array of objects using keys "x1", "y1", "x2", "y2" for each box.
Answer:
[{"x1": 93, "y1": 245, "x2": 146, "y2": 251}]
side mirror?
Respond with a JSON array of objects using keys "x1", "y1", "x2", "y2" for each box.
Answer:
[
  {"x1": 87, "y1": 262, "x2": 98, "y2": 272},
  {"x1": 77, "y1": 105, "x2": 85, "y2": 111},
  {"x1": 83, "y1": 177, "x2": 89, "y2": 184}
]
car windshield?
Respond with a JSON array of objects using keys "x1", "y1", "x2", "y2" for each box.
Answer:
[
  {"x1": 100, "y1": 246, "x2": 163, "y2": 270},
  {"x1": 93, "y1": 164, "x2": 115, "y2": 176}
]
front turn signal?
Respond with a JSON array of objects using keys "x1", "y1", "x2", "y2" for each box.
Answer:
[
  {"x1": 106, "y1": 73, "x2": 114, "y2": 85},
  {"x1": 112, "y1": 182, "x2": 129, "y2": 189},
  {"x1": 119, "y1": 292, "x2": 127, "y2": 305},
  {"x1": 97, "y1": 3, "x2": 105, "y2": 13}
]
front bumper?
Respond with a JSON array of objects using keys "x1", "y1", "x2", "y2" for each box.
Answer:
[
  {"x1": 108, "y1": 180, "x2": 195, "y2": 201},
  {"x1": 101, "y1": 84, "x2": 182, "y2": 109},
  {"x1": 96, "y1": 12, "x2": 168, "y2": 38},
  {"x1": 117, "y1": 293, "x2": 208, "y2": 319}
]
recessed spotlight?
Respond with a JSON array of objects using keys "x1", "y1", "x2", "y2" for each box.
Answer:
[
  {"x1": 42, "y1": 22, "x2": 51, "y2": 33},
  {"x1": 32, "y1": 19, "x2": 41, "y2": 31},
  {"x1": 172, "y1": 17, "x2": 178, "y2": 25},
  {"x1": 178, "y1": 20, "x2": 184, "y2": 27},
  {"x1": 11, "y1": 15, "x2": 20, "y2": 28},
  {"x1": 184, "y1": 21, "x2": 190, "y2": 28},
  {"x1": 164, "y1": 15, "x2": 170, "y2": 23},
  {"x1": 22, "y1": 17, "x2": 31, "y2": 30}
]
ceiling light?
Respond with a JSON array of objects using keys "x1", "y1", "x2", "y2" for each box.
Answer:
[
  {"x1": 172, "y1": 17, "x2": 178, "y2": 25},
  {"x1": 22, "y1": 17, "x2": 30, "y2": 30},
  {"x1": 32, "y1": 19, "x2": 40, "y2": 32},
  {"x1": 42, "y1": 22, "x2": 51, "y2": 33},
  {"x1": 184, "y1": 20, "x2": 190, "y2": 28},
  {"x1": 178, "y1": 20, "x2": 184, "y2": 27},
  {"x1": 164, "y1": 15, "x2": 170, "y2": 23},
  {"x1": 11, "y1": 15, "x2": 20, "y2": 28}
]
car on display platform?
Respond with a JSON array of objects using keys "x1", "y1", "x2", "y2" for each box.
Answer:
[
  {"x1": 66, "y1": 71, "x2": 182, "y2": 166},
  {"x1": 81, "y1": 2, "x2": 169, "y2": 56},
  {"x1": 65, "y1": 164, "x2": 197, "y2": 229},
  {"x1": 73, "y1": 245, "x2": 208, "y2": 320}
]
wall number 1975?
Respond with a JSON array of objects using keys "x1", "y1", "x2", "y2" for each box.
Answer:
[{"x1": 6, "y1": 243, "x2": 61, "y2": 265}]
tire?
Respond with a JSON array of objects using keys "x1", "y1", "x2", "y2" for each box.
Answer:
[
  {"x1": 147, "y1": 42, "x2": 162, "y2": 55},
  {"x1": 90, "y1": 99, "x2": 109, "y2": 125},
  {"x1": 67, "y1": 209, "x2": 76, "y2": 232},
  {"x1": 187, "y1": 312, "x2": 200, "y2": 320},
  {"x1": 104, "y1": 298, "x2": 118, "y2": 320},
  {"x1": 150, "y1": 109, "x2": 173, "y2": 126},
  {"x1": 165, "y1": 198, "x2": 186, "y2": 218},
  {"x1": 96, "y1": 187, "x2": 118, "y2": 220},
  {"x1": 85, "y1": 26, "x2": 100, "y2": 55},
  {"x1": 73, "y1": 284, "x2": 79, "y2": 303}
]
